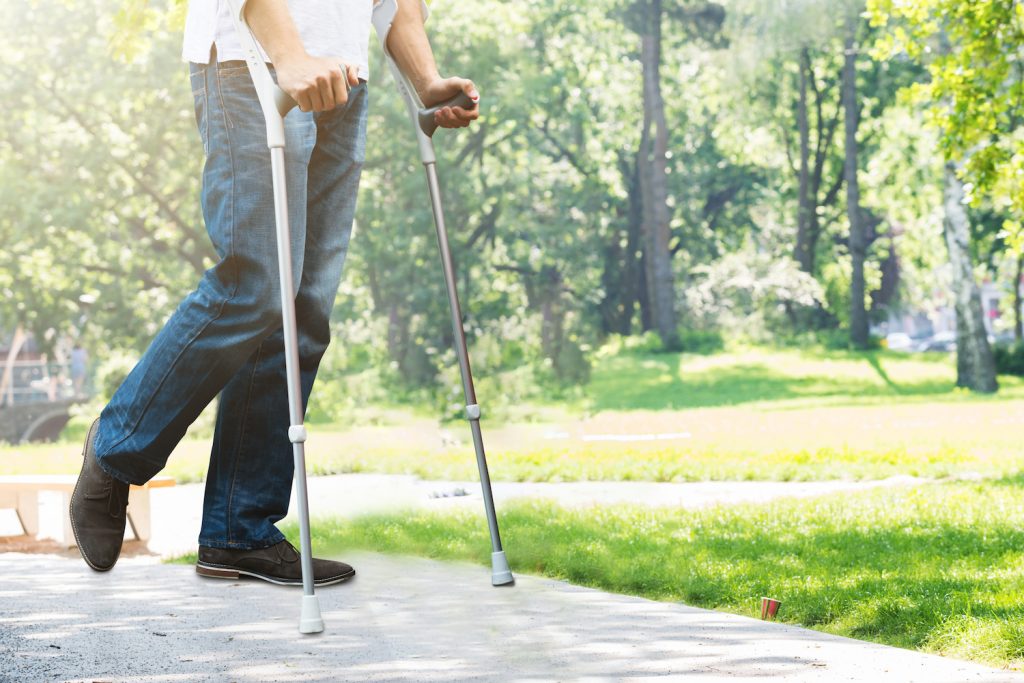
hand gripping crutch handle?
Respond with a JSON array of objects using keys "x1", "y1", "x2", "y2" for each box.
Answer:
[
  {"x1": 225, "y1": 0, "x2": 297, "y2": 148},
  {"x1": 417, "y1": 91, "x2": 478, "y2": 138}
]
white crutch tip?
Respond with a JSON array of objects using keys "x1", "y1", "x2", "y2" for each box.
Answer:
[
  {"x1": 490, "y1": 550, "x2": 514, "y2": 586},
  {"x1": 299, "y1": 594, "x2": 325, "y2": 634}
]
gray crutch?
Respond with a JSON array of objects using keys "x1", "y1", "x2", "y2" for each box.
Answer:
[
  {"x1": 225, "y1": 0, "x2": 323, "y2": 633},
  {"x1": 373, "y1": 0, "x2": 513, "y2": 587}
]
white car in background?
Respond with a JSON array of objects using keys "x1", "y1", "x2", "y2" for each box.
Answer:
[
  {"x1": 885, "y1": 333, "x2": 915, "y2": 351},
  {"x1": 916, "y1": 331, "x2": 957, "y2": 353}
]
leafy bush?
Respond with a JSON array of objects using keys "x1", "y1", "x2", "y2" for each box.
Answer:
[
  {"x1": 622, "y1": 330, "x2": 665, "y2": 353},
  {"x1": 815, "y1": 329, "x2": 884, "y2": 351},
  {"x1": 594, "y1": 330, "x2": 676, "y2": 355},
  {"x1": 305, "y1": 366, "x2": 394, "y2": 425},
  {"x1": 683, "y1": 251, "x2": 825, "y2": 342},
  {"x1": 993, "y1": 342, "x2": 1024, "y2": 376},
  {"x1": 820, "y1": 257, "x2": 883, "y2": 331},
  {"x1": 677, "y1": 329, "x2": 725, "y2": 354},
  {"x1": 94, "y1": 352, "x2": 139, "y2": 403},
  {"x1": 553, "y1": 338, "x2": 591, "y2": 384},
  {"x1": 595, "y1": 329, "x2": 722, "y2": 355}
]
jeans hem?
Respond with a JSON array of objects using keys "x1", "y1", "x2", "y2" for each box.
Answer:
[
  {"x1": 94, "y1": 452, "x2": 143, "y2": 487},
  {"x1": 197, "y1": 533, "x2": 286, "y2": 551}
]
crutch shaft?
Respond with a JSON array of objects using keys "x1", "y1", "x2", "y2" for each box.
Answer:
[
  {"x1": 424, "y1": 162, "x2": 503, "y2": 554},
  {"x1": 227, "y1": 0, "x2": 322, "y2": 633},
  {"x1": 270, "y1": 149, "x2": 316, "y2": 599}
]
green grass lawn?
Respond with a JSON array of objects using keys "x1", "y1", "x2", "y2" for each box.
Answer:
[
  {"x1": 587, "y1": 346, "x2": 975, "y2": 410},
  {"x1": 248, "y1": 476, "x2": 1024, "y2": 670},
  {"x1": 5, "y1": 346, "x2": 1024, "y2": 483}
]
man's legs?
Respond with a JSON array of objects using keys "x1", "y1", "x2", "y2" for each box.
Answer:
[
  {"x1": 92, "y1": 60, "x2": 316, "y2": 486},
  {"x1": 199, "y1": 81, "x2": 369, "y2": 550}
]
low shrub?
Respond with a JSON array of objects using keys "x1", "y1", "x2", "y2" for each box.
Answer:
[
  {"x1": 677, "y1": 329, "x2": 725, "y2": 354},
  {"x1": 993, "y1": 342, "x2": 1024, "y2": 376}
]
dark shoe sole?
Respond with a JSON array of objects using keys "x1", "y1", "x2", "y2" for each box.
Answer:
[
  {"x1": 195, "y1": 561, "x2": 355, "y2": 587},
  {"x1": 70, "y1": 419, "x2": 121, "y2": 573}
]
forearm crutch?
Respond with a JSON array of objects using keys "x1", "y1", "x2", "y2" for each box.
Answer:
[
  {"x1": 373, "y1": 0, "x2": 514, "y2": 587},
  {"x1": 225, "y1": 0, "x2": 324, "y2": 634}
]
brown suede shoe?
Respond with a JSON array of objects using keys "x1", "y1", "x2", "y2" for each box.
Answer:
[
  {"x1": 196, "y1": 540, "x2": 355, "y2": 586},
  {"x1": 70, "y1": 418, "x2": 130, "y2": 571}
]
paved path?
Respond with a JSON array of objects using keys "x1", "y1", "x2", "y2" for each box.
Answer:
[{"x1": 1, "y1": 551, "x2": 1019, "y2": 683}]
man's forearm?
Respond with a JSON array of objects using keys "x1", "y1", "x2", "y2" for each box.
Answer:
[
  {"x1": 235, "y1": 0, "x2": 357, "y2": 112},
  {"x1": 242, "y1": 0, "x2": 307, "y2": 64},
  {"x1": 386, "y1": 0, "x2": 441, "y2": 98}
]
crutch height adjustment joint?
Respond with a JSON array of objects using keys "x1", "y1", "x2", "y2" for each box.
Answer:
[
  {"x1": 288, "y1": 425, "x2": 308, "y2": 443},
  {"x1": 465, "y1": 403, "x2": 481, "y2": 420}
]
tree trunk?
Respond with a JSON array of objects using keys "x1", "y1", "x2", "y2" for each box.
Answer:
[
  {"x1": 637, "y1": 252, "x2": 653, "y2": 332},
  {"x1": 943, "y1": 161, "x2": 998, "y2": 393},
  {"x1": 1015, "y1": 252, "x2": 1023, "y2": 342},
  {"x1": 0, "y1": 325, "x2": 27, "y2": 407},
  {"x1": 386, "y1": 303, "x2": 406, "y2": 368},
  {"x1": 843, "y1": 20, "x2": 869, "y2": 348},
  {"x1": 599, "y1": 156, "x2": 645, "y2": 336},
  {"x1": 538, "y1": 266, "x2": 566, "y2": 362},
  {"x1": 622, "y1": 156, "x2": 645, "y2": 335},
  {"x1": 795, "y1": 47, "x2": 814, "y2": 273},
  {"x1": 638, "y1": 0, "x2": 680, "y2": 350},
  {"x1": 598, "y1": 238, "x2": 624, "y2": 336}
]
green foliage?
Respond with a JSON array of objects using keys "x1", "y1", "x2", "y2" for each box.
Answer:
[
  {"x1": 993, "y1": 342, "x2": 1024, "y2": 377},
  {"x1": 4, "y1": 0, "x2": 1021, "y2": 415},
  {"x1": 812, "y1": 328, "x2": 883, "y2": 351},
  {"x1": 814, "y1": 328, "x2": 852, "y2": 350},
  {"x1": 0, "y1": 0, "x2": 208, "y2": 358},
  {"x1": 684, "y1": 250, "x2": 825, "y2": 341},
  {"x1": 596, "y1": 331, "x2": 665, "y2": 355},
  {"x1": 868, "y1": 0, "x2": 1024, "y2": 216},
  {"x1": 820, "y1": 253, "x2": 883, "y2": 329},
  {"x1": 94, "y1": 352, "x2": 140, "y2": 404},
  {"x1": 676, "y1": 328, "x2": 725, "y2": 354}
]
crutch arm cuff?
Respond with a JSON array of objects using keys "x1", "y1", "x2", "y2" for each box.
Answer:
[
  {"x1": 233, "y1": 0, "x2": 250, "y2": 21},
  {"x1": 372, "y1": 0, "x2": 430, "y2": 58}
]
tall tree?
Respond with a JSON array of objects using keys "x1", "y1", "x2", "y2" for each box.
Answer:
[
  {"x1": 792, "y1": 48, "x2": 845, "y2": 276},
  {"x1": 943, "y1": 161, "x2": 998, "y2": 392},
  {"x1": 842, "y1": 12, "x2": 868, "y2": 347},
  {"x1": 869, "y1": 0, "x2": 1021, "y2": 391},
  {"x1": 635, "y1": 0, "x2": 681, "y2": 349}
]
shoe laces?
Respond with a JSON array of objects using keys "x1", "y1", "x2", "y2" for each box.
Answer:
[
  {"x1": 106, "y1": 480, "x2": 129, "y2": 518},
  {"x1": 280, "y1": 540, "x2": 301, "y2": 561}
]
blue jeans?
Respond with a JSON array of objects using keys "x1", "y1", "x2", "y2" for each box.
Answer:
[{"x1": 94, "y1": 59, "x2": 368, "y2": 549}]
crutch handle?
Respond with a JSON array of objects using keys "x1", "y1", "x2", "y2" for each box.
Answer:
[
  {"x1": 226, "y1": 0, "x2": 297, "y2": 147},
  {"x1": 418, "y1": 91, "x2": 478, "y2": 138},
  {"x1": 273, "y1": 86, "x2": 298, "y2": 117}
]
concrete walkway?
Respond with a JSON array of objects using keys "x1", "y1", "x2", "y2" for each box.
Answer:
[{"x1": 1, "y1": 551, "x2": 1019, "y2": 682}]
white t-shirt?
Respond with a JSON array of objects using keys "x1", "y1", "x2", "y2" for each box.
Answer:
[{"x1": 182, "y1": 1, "x2": 374, "y2": 80}]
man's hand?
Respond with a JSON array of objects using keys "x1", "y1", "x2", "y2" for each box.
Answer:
[
  {"x1": 418, "y1": 77, "x2": 480, "y2": 129},
  {"x1": 385, "y1": 0, "x2": 479, "y2": 129},
  {"x1": 242, "y1": 0, "x2": 358, "y2": 113},
  {"x1": 275, "y1": 54, "x2": 360, "y2": 113}
]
